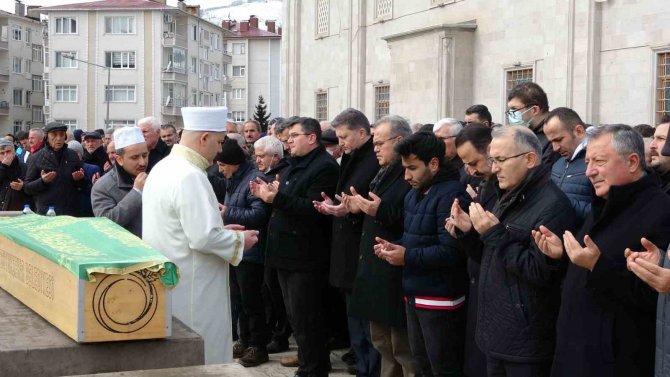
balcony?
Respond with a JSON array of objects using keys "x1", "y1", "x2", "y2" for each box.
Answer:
[
  {"x1": 0, "y1": 101, "x2": 8, "y2": 116},
  {"x1": 0, "y1": 35, "x2": 7, "y2": 51},
  {"x1": 161, "y1": 97, "x2": 186, "y2": 116},
  {"x1": 161, "y1": 66, "x2": 188, "y2": 82},
  {"x1": 222, "y1": 51, "x2": 232, "y2": 64},
  {"x1": 0, "y1": 68, "x2": 8, "y2": 83},
  {"x1": 162, "y1": 32, "x2": 187, "y2": 49},
  {"x1": 222, "y1": 75, "x2": 232, "y2": 92}
]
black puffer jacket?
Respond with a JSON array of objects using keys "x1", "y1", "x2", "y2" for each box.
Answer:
[
  {"x1": 83, "y1": 146, "x2": 109, "y2": 173},
  {"x1": 0, "y1": 157, "x2": 30, "y2": 211},
  {"x1": 223, "y1": 161, "x2": 271, "y2": 264},
  {"x1": 550, "y1": 148, "x2": 593, "y2": 226},
  {"x1": 474, "y1": 164, "x2": 576, "y2": 363},
  {"x1": 24, "y1": 144, "x2": 86, "y2": 215}
]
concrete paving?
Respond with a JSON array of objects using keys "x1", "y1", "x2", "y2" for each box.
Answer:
[{"x1": 0, "y1": 288, "x2": 204, "y2": 377}]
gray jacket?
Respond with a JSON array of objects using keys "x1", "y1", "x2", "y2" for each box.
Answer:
[
  {"x1": 657, "y1": 246, "x2": 670, "y2": 377},
  {"x1": 91, "y1": 165, "x2": 142, "y2": 237}
]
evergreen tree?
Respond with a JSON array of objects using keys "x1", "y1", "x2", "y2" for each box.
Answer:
[{"x1": 253, "y1": 95, "x2": 271, "y2": 132}]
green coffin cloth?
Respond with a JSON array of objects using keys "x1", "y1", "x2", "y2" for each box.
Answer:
[{"x1": 0, "y1": 215, "x2": 179, "y2": 288}]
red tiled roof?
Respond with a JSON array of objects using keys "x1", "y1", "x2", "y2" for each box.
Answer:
[
  {"x1": 226, "y1": 26, "x2": 281, "y2": 39},
  {"x1": 38, "y1": 0, "x2": 174, "y2": 11}
]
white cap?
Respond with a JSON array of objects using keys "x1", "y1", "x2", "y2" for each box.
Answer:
[
  {"x1": 113, "y1": 127, "x2": 145, "y2": 149},
  {"x1": 181, "y1": 107, "x2": 228, "y2": 132}
]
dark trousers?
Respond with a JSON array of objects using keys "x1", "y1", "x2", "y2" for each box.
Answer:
[
  {"x1": 264, "y1": 265, "x2": 292, "y2": 344},
  {"x1": 230, "y1": 261, "x2": 269, "y2": 348},
  {"x1": 485, "y1": 357, "x2": 550, "y2": 377},
  {"x1": 406, "y1": 303, "x2": 465, "y2": 377},
  {"x1": 277, "y1": 269, "x2": 330, "y2": 376},
  {"x1": 346, "y1": 292, "x2": 381, "y2": 377}
]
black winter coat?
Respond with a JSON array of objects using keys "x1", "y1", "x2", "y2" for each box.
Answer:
[
  {"x1": 401, "y1": 164, "x2": 471, "y2": 307},
  {"x1": 264, "y1": 158, "x2": 289, "y2": 182},
  {"x1": 265, "y1": 145, "x2": 339, "y2": 271},
  {"x1": 147, "y1": 139, "x2": 170, "y2": 173},
  {"x1": 551, "y1": 174, "x2": 670, "y2": 377},
  {"x1": 24, "y1": 144, "x2": 86, "y2": 216},
  {"x1": 330, "y1": 137, "x2": 380, "y2": 289},
  {"x1": 348, "y1": 160, "x2": 411, "y2": 327},
  {"x1": 83, "y1": 146, "x2": 109, "y2": 173},
  {"x1": 0, "y1": 157, "x2": 30, "y2": 211},
  {"x1": 472, "y1": 165, "x2": 576, "y2": 363},
  {"x1": 207, "y1": 164, "x2": 226, "y2": 204},
  {"x1": 223, "y1": 161, "x2": 271, "y2": 264}
]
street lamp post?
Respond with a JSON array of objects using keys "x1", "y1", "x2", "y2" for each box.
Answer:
[{"x1": 63, "y1": 54, "x2": 110, "y2": 128}]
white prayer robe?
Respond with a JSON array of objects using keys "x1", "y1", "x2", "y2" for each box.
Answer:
[{"x1": 142, "y1": 144, "x2": 243, "y2": 364}]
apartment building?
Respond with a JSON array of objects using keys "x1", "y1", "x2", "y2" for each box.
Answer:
[
  {"x1": 223, "y1": 16, "x2": 281, "y2": 124},
  {"x1": 282, "y1": 0, "x2": 670, "y2": 126},
  {"x1": 0, "y1": 2, "x2": 45, "y2": 135},
  {"x1": 38, "y1": 0, "x2": 231, "y2": 130}
]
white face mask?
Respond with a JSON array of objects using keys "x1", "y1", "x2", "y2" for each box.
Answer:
[{"x1": 507, "y1": 107, "x2": 534, "y2": 127}]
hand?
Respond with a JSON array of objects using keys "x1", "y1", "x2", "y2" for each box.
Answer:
[
  {"x1": 218, "y1": 203, "x2": 227, "y2": 218},
  {"x1": 626, "y1": 239, "x2": 670, "y2": 293},
  {"x1": 340, "y1": 192, "x2": 361, "y2": 214},
  {"x1": 1, "y1": 150, "x2": 15, "y2": 166},
  {"x1": 133, "y1": 172, "x2": 147, "y2": 191},
  {"x1": 466, "y1": 184, "x2": 477, "y2": 201},
  {"x1": 313, "y1": 192, "x2": 347, "y2": 217},
  {"x1": 350, "y1": 187, "x2": 381, "y2": 217},
  {"x1": 563, "y1": 231, "x2": 600, "y2": 271},
  {"x1": 91, "y1": 172, "x2": 101, "y2": 185},
  {"x1": 72, "y1": 168, "x2": 85, "y2": 181},
  {"x1": 103, "y1": 161, "x2": 112, "y2": 172},
  {"x1": 41, "y1": 170, "x2": 57, "y2": 183},
  {"x1": 9, "y1": 179, "x2": 23, "y2": 191},
  {"x1": 374, "y1": 237, "x2": 406, "y2": 266},
  {"x1": 242, "y1": 230, "x2": 259, "y2": 250},
  {"x1": 224, "y1": 224, "x2": 245, "y2": 231},
  {"x1": 250, "y1": 177, "x2": 277, "y2": 203},
  {"x1": 447, "y1": 198, "x2": 472, "y2": 233},
  {"x1": 469, "y1": 202, "x2": 499, "y2": 234},
  {"x1": 532, "y1": 225, "x2": 564, "y2": 259}
]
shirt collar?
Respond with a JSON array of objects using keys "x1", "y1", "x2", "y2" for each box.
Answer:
[
  {"x1": 171, "y1": 144, "x2": 209, "y2": 171},
  {"x1": 570, "y1": 139, "x2": 587, "y2": 161}
]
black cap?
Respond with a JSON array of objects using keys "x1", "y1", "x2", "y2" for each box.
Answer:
[
  {"x1": 322, "y1": 129, "x2": 338, "y2": 145},
  {"x1": 662, "y1": 125, "x2": 670, "y2": 157},
  {"x1": 215, "y1": 138, "x2": 246, "y2": 165},
  {"x1": 82, "y1": 131, "x2": 102, "y2": 140},
  {"x1": 45, "y1": 122, "x2": 67, "y2": 133}
]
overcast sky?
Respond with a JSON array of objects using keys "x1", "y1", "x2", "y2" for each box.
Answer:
[{"x1": 1, "y1": 0, "x2": 233, "y2": 14}]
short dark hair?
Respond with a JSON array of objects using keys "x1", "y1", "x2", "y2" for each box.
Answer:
[
  {"x1": 16, "y1": 131, "x2": 28, "y2": 140},
  {"x1": 244, "y1": 120, "x2": 261, "y2": 132},
  {"x1": 465, "y1": 104, "x2": 493, "y2": 125},
  {"x1": 633, "y1": 124, "x2": 655, "y2": 138},
  {"x1": 659, "y1": 114, "x2": 670, "y2": 125},
  {"x1": 288, "y1": 117, "x2": 322, "y2": 142},
  {"x1": 161, "y1": 124, "x2": 177, "y2": 132},
  {"x1": 277, "y1": 116, "x2": 299, "y2": 135},
  {"x1": 455, "y1": 123, "x2": 492, "y2": 155},
  {"x1": 419, "y1": 124, "x2": 434, "y2": 133},
  {"x1": 546, "y1": 107, "x2": 585, "y2": 132},
  {"x1": 5, "y1": 134, "x2": 15, "y2": 141},
  {"x1": 331, "y1": 108, "x2": 371, "y2": 134},
  {"x1": 394, "y1": 131, "x2": 445, "y2": 167},
  {"x1": 507, "y1": 82, "x2": 549, "y2": 113}
]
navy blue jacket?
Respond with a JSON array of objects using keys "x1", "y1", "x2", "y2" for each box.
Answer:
[
  {"x1": 551, "y1": 148, "x2": 593, "y2": 226},
  {"x1": 223, "y1": 161, "x2": 271, "y2": 264},
  {"x1": 400, "y1": 165, "x2": 470, "y2": 307}
]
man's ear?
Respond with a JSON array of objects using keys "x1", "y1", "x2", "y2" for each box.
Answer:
[
  {"x1": 429, "y1": 156, "x2": 440, "y2": 173},
  {"x1": 627, "y1": 153, "x2": 641, "y2": 174}
]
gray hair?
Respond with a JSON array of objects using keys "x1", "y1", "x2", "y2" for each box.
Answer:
[
  {"x1": 29, "y1": 128, "x2": 45, "y2": 138},
  {"x1": 492, "y1": 125, "x2": 542, "y2": 163},
  {"x1": 586, "y1": 124, "x2": 646, "y2": 170},
  {"x1": 433, "y1": 118, "x2": 463, "y2": 136},
  {"x1": 227, "y1": 132, "x2": 246, "y2": 148},
  {"x1": 67, "y1": 140, "x2": 84, "y2": 157},
  {"x1": 137, "y1": 116, "x2": 160, "y2": 130},
  {"x1": 374, "y1": 115, "x2": 412, "y2": 139},
  {"x1": 254, "y1": 136, "x2": 284, "y2": 159}
]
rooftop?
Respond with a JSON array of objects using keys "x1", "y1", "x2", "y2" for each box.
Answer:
[{"x1": 38, "y1": 0, "x2": 174, "y2": 11}]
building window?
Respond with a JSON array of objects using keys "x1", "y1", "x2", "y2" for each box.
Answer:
[
  {"x1": 211, "y1": 33, "x2": 220, "y2": 50},
  {"x1": 232, "y1": 65, "x2": 246, "y2": 77},
  {"x1": 105, "y1": 85, "x2": 136, "y2": 102},
  {"x1": 13, "y1": 121, "x2": 23, "y2": 135},
  {"x1": 13, "y1": 89, "x2": 23, "y2": 106},
  {"x1": 54, "y1": 119, "x2": 78, "y2": 130},
  {"x1": 55, "y1": 51, "x2": 78, "y2": 68},
  {"x1": 105, "y1": 17, "x2": 135, "y2": 34},
  {"x1": 316, "y1": 0, "x2": 329, "y2": 37},
  {"x1": 32, "y1": 75, "x2": 43, "y2": 92},
  {"x1": 233, "y1": 88, "x2": 245, "y2": 99},
  {"x1": 214, "y1": 64, "x2": 220, "y2": 80},
  {"x1": 55, "y1": 85, "x2": 78, "y2": 102},
  {"x1": 191, "y1": 25, "x2": 198, "y2": 41},
  {"x1": 105, "y1": 51, "x2": 136, "y2": 69},
  {"x1": 32, "y1": 44, "x2": 43, "y2": 62},
  {"x1": 32, "y1": 106, "x2": 43, "y2": 123},
  {"x1": 55, "y1": 17, "x2": 77, "y2": 34},
  {"x1": 232, "y1": 111, "x2": 246, "y2": 122},
  {"x1": 191, "y1": 57, "x2": 197, "y2": 73},
  {"x1": 24, "y1": 60, "x2": 31, "y2": 74},
  {"x1": 201, "y1": 46, "x2": 209, "y2": 60},
  {"x1": 11, "y1": 25, "x2": 21, "y2": 41},
  {"x1": 656, "y1": 52, "x2": 670, "y2": 122},
  {"x1": 232, "y1": 43, "x2": 246, "y2": 55},
  {"x1": 315, "y1": 92, "x2": 328, "y2": 121},
  {"x1": 374, "y1": 85, "x2": 390, "y2": 120},
  {"x1": 108, "y1": 120, "x2": 135, "y2": 127},
  {"x1": 25, "y1": 28, "x2": 32, "y2": 43},
  {"x1": 12, "y1": 57, "x2": 21, "y2": 73},
  {"x1": 505, "y1": 67, "x2": 534, "y2": 96},
  {"x1": 166, "y1": 48, "x2": 186, "y2": 73},
  {"x1": 191, "y1": 89, "x2": 197, "y2": 106},
  {"x1": 375, "y1": 0, "x2": 393, "y2": 20}
]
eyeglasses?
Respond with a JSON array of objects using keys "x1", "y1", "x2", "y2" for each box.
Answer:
[
  {"x1": 288, "y1": 133, "x2": 311, "y2": 140},
  {"x1": 505, "y1": 105, "x2": 536, "y2": 117},
  {"x1": 486, "y1": 151, "x2": 532, "y2": 166},
  {"x1": 373, "y1": 136, "x2": 398, "y2": 147}
]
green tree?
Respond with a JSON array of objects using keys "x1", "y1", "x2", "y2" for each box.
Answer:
[{"x1": 253, "y1": 95, "x2": 271, "y2": 132}]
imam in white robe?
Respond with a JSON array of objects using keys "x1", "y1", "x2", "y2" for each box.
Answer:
[{"x1": 142, "y1": 144, "x2": 243, "y2": 364}]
